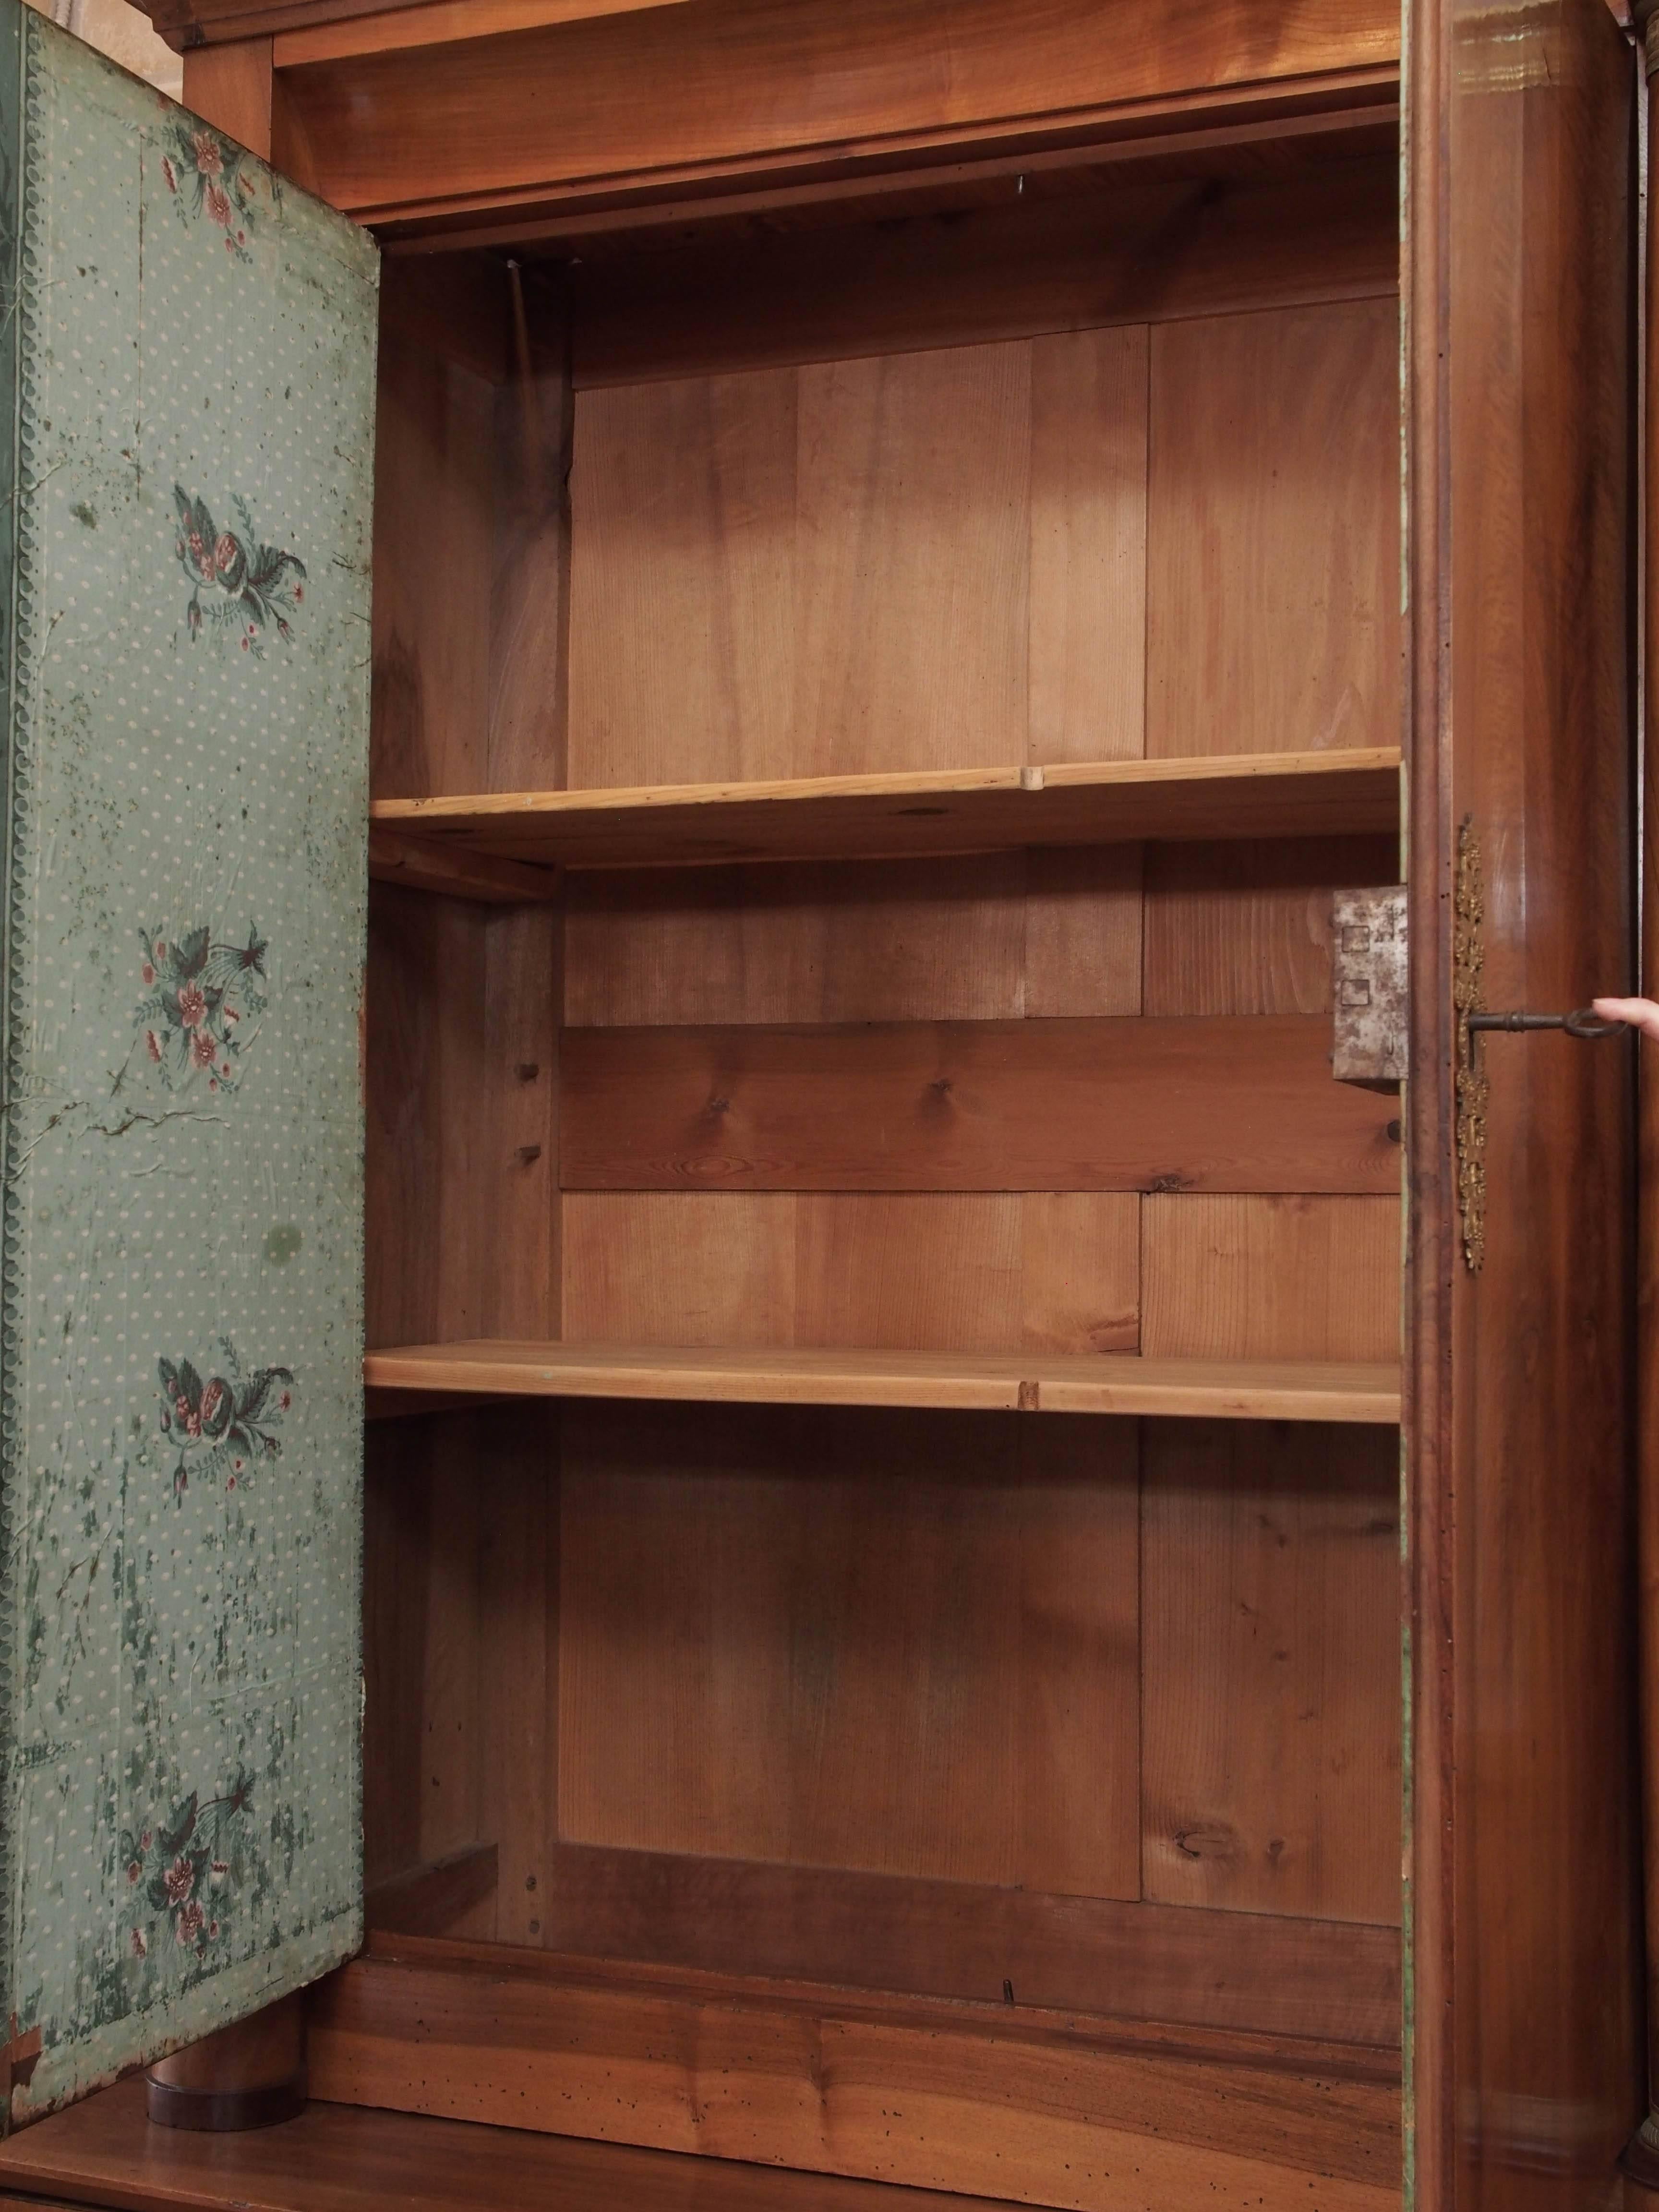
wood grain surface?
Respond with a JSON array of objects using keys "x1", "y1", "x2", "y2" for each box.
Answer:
[
  {"x1": 329, "y1": 15, "x2": 1421, "y2": 2204},
  {"x1": 558, "y1": 1016, "x2": 1401, "y2": 1195},
  {"x1": 362, "y1": 1341, "x2": 1402, "y2": 1422},
  {"x1": 560, "y1": 1192, "x2": 1142, "y2": 1355},
  {"x1": 270, "y1": 0, "x2": 1398, "y2": 228},
  {"x1": 561, "y1": 848, "x2": 1118, "y2": 1028},
  {"x1": 0, "y1": 2071, "x2": 1032, "y2": 2212},
  {"x1": 566, "y1": 158, "x2": 1398, "y2": 387},
  {"x1": 365, "y1": 1843, "x2": 500, "y2": 1938},
  {"x1": 1142, "y1": 1420, "x2": 1401, "y2": 1923},
  {"x1": 555, "y1": 303, "x2": 1394, "y2": 792},
  {"x1": 304, "y1": 1938, "x2": 1402, "y2": 2210},
  {"x1": 363, "y1": 1405, "x2": 558, "y2": 1946},
  {"x1": 371, "y1": 316, "x2": 497, "y2": 801},
  {"x1": 181, "y1": 36, "x2": 275, "y2": 155},
  {"x1": 365, "y1": 889, "x2": 560, "y2": 1351},
  {"x1": 275, "y1": 0, "x2": 688, "y2": 65},
  {"x1": 1142, "y1": 833, "x2": 1400, "y2": 1015},
  {"x1": 1142, "y1": 1194, "x2": 1400, "y2": 1362},
  {"x1": 1404, "y1": 0, "x2": 1642, "y2": 2200},
  {"x1": 372, "y1": 748, "x2": 1403, "y2": 866},
  {"x1": 555, "y1": 1404, "x2": 1138, "y2": 1894},
  {"x1": 531, "y1": 1839, "x2": 1402, "y2": 2045},
  {"x1": 1146, "y1": 300, "x2": 1400, "y2": 761}
]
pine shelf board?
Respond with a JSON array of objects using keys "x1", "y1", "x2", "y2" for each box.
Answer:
[
  {"x1": 368, "y1": 745, "x2": 1401, "y2": 895},
  {"x1": 364, "y1": 1341, "x2": 1402, "y2": 1423}
]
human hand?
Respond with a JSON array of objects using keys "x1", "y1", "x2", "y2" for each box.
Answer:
[{"x1": 1592, "y1": 996, "x2": 1659, "y2": 1042}]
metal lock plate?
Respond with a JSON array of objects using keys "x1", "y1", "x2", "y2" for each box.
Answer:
[{"x1": 1331, "y1": 886, "x2": 1407, "y2": 1086}]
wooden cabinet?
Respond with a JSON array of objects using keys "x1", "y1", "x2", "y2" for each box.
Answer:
[{"x1": 0, "y1": 0, "x2": 1642, "y2": 2209}]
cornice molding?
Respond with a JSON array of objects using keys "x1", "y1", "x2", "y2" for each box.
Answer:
[{"x1": 131, "y1": 0, "x2": 445, "y2": 52}]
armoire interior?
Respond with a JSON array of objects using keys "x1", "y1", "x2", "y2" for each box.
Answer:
[{"x1": 349, "y1": 100, "x2": 1407, "y2": 2204}]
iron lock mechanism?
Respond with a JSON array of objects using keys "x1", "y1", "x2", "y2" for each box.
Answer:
[{"x1": 1331, "y1": 832, "x2": 1628, "y2": 1277}]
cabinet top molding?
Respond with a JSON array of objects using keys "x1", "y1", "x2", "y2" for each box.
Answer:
[{"x1": 133, "y1": 0, "x2": 683, "y2": 50}]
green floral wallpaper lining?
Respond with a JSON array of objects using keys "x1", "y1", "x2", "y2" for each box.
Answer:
[{"x1": 0, "y1": 7, "x2": 376, "y2": 2117}]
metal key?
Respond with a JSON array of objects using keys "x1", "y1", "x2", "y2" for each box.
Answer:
[{"x1": 1466, "y1": 1008, "x2": 1624, "y2": 1039}]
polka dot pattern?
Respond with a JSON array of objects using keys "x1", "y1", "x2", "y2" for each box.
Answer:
[{"x1": 2, "y1": 12, "x2": 377, "y2": 2104}]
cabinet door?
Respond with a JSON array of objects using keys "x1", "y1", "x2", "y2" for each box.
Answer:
[
  {"x1": 0, "y1": 5, "x2": 375, "y2": 2119},
  {"x1": 1405, "y1": 0, "x2": 1641, "y2": 2204}
]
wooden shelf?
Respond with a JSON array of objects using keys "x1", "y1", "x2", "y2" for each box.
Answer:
[
  {"x1": 368, "y1": 745, "x2": 1401, "y2": 897},
  {"x1": 364, "y1": 1341, "x2": 1402, "y2": 1423},
  {"x1": 0, "y1": 2070, "x2": 1018, "y2": 2212}
]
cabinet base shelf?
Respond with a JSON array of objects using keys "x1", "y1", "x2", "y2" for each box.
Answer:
[
  {"x1": 301, "y1": 1935, "x2": 1400, "y2": 2212},
  {"x1": 0, "y1": 2072, "x2": 1026, "y2": 2212},
  {"x1": 365, "y1": 1341, "x2": 1402, "y2": 1423}
]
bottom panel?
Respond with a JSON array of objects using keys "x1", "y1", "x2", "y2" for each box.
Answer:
[
  {"x1": 0, "y1": 2073, "x2": 1022, "y2": 2212},
  {"x1": 523, "y1": 1842, "x2": 1402, "y2": 2048},
  {"x1": 306, "y1": 1936, "x2": 1402, "y2": 2212}
]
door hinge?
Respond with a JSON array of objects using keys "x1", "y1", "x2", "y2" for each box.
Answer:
[{"x1": 1332, "y1": 885, "x2": 1407, "y2": 1088}]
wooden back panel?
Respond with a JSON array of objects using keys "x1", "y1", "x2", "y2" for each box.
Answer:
[
  {"x1": 567, "y1": 298, "x2": 1398, "y2": 790},
  {"x1": 358, "y1": 117, "x2": 1410, "y2": 2207}
]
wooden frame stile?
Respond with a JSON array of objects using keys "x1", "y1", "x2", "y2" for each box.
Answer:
[
  {"x1": 1408, "y1": 0, "x2": 1643, "y2": 2206},
  {"x1": 1630, "y1": 6, "x2": 1659, "y2": 2201},
  {"x1": 1404, "y1": 0, "x2": 1453, "y2": 2175}
]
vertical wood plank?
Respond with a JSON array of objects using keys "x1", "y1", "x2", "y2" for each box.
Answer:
[
  {"x1": 792, "y1": 343, "x2": 1030, "y2": 775},
  {"x1": 557, "y1": 1403, "x2": 1140, "y2": 1898},
  {"x1": 1143, "y1": 835, "x2": 1399, "y2": 1017},
  {"x1": 490, "y1": 282, "x2": 572, "y2": 792},
  {"x1": 567, "y1": 342, "x2": 1037, "y2": 788},
  {"x1": 372, "y1": 317, "x2": 496, "y2": 800},
  {"x1": 362, "y1": 1423, "x2": 433, "y2": 1891},
  {"x1": 1142, "y1": 1420, "x2": 1400, "y2": 1923},
  {"x1": 481, "y1": 906, "x2": 563, "y2": 1341},
  {"x1": 562, "y1": 1192, "x2": 798, "y2": 1346},
  {"x1": 365, "y1": 887, "x2": 490, "y2": 1350},
  {"x1": 1023, "y1": 845, "x2": 1144, "y2": 1018},
  {"x1": 477, "y1": 1406, "x2": 557, "y2": 1946},
  {"x1": 793, "y1": 1195, "x2": 1023, "y2": 1352},
  {"x1": 781, "y1": 1415, "x2": 1023, "y2": 1887},
  {"x1": 1019, "y1": 1193, "x2": 1141, "y2": 1354},
  {"x1": 1142, "y1": 1194, "x2": 1400, "y2": 1363},
  {"x1": 420, "y1": 1421, "x2": 486, "y2": 1875},
  {"x1": 544, "y1": 1410, "x2": 563, "y2": 1950},
  {"x1": 1146, "y1": 301, "x2": 1400, "y2": 759},
  {"x1": 567, "y1": 370, "x2": 798, "y2": 789},
  {"x1": 1017, "y1": 1417, "x2": 1141, "y2": 1899},
  {"x1": 557, "y1": 1404, "x2": 793, "y2": 1862},
  {"x1": 1027, "y1": 324, "x2": 1148, "y2": 764},
  {"x1": 181, "y1": 35, "x2": 274, "y2": 159}
]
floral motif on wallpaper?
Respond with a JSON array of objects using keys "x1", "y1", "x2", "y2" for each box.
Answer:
[
  {"x1": 158, "y1": 1341, "x2": 294, "y2": 1499},
  {"x1": 121, "y1": 1776, "x2": 254, "y2": 1960},
  {"x1": 135, "y1": 923, "x2": 267, "y2": 1094},
  {"x1": 161, "y1": 121, "x2": 261, "y2": 262},
  {"x1": 174, "y1": 489, "x2": 305, "y2": 654}
]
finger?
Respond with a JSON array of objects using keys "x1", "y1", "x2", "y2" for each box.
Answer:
[{"x1": 1592, "y1": 996, "x2": 1659, "y2": 1039}]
